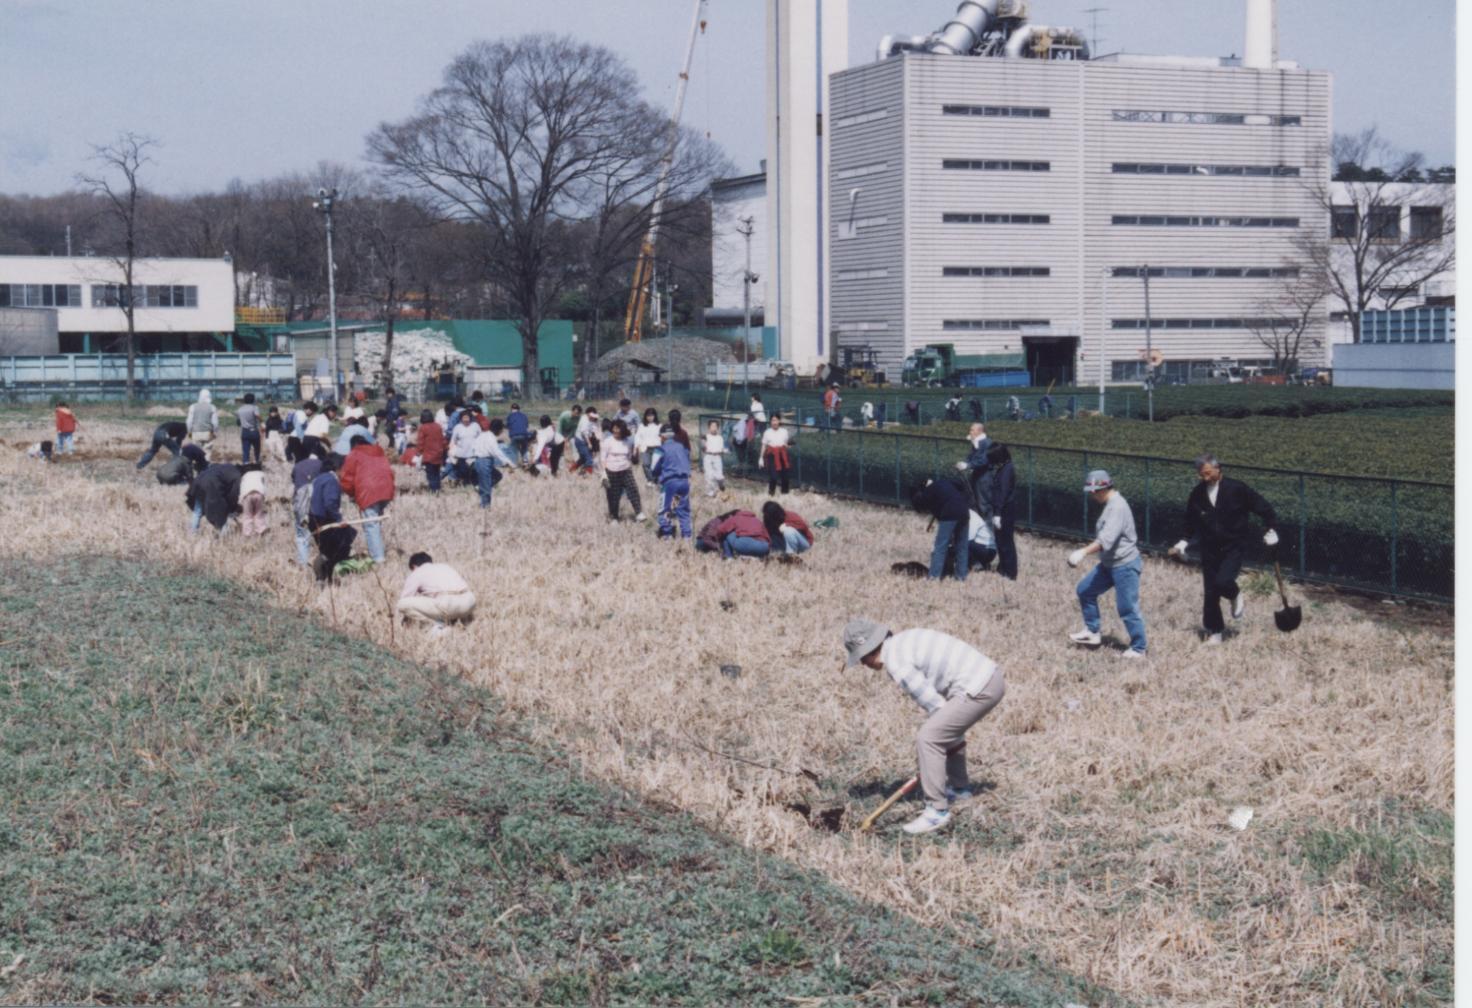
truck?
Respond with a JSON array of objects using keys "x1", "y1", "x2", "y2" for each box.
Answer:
[{"x1": 901, "y1": 344, "x2": 1030, "y2": 387}]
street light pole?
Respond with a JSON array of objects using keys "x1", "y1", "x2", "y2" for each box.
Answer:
[
  {"x1": 1140, "y1": 263, "x2": 1154, "y2": 422},
  {"x1": 738, "y1": 215, "x2": 756, "y2": 407},
  {"x1": 313, "y1": 187, "x2": 340, "y2": 402},
  {"x1": 1099, "y1": 267, "x2": 1109, "y2": 415}
]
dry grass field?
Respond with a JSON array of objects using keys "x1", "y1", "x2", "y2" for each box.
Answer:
[{"x1": 0, "y1": 409, "x2": 1452, "y2": 1007}]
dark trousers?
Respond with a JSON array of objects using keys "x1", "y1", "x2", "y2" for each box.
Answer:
[
  {"x1": 767, "y1": 464, "x2": 790, "y2": 495},
  {"x1": 241, "y1": 429, "x2": 261, "y2": 463},
  {"x1": 285, "y1": 435, "x2": 303, "y2": 462},
  {"x1": 1200, "y1": 547, "x2": 1244, "y2": 634},
  {"x1": 995, "y1": 509, "x2": 1018, "y2": 580},
  {"x1": 605, "y1": 469, "x2": 642, "y2": 518},
  {"x1": 311, "y1": 525, "x2": 356, "y2": 580},
  {"x1": 512, "y1": 434, "x2": 533, "y2": 463},
  {"x1": 549, "y1": 441, "x2": 564, "y2": 475},
  {"x1": 302, "y1": 436, "x2": 326, "y2": 459},
  {"x1": 136, "y1": 432, "x2": 180, "y2": 469},
  {"x1": 423, "y1": 462, "x2": 442, "y2": 492}
]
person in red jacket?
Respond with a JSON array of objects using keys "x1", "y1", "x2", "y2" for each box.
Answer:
[
  {"x1": 695, "y1": 508, "x2": 771, "y2": 559},
  {"x1": 762, "y1": 501, "x2": 814, "y2": 555},
  {"x1": 54, "y1": 401, "x2": 78, "y2": 455},
  {"x1": 339, "y1": 435, "x2": 395, "y2": 563},
  {"x1": 415, "y1": 409, "x2": 447, "y2": 493}
]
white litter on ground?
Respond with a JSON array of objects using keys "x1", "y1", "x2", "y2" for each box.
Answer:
[{"x1": 1228, "y1": 806, "x2": 1254, "y2": 831}]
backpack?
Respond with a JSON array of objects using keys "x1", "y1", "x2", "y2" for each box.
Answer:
[{"x1": 292, "y1": 482, "x2": 314, "y2": 528}]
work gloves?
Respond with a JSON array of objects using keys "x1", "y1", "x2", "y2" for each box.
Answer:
[
  {"x1": 1168, "y1": 539, "x2": 1189, "y2": 559},
  {"x1": 1263, "y1": 529, "x2": 1279, "y2": 546},
  {"x1": 1067, "y1": 548, "x2": 1087, "y2": 567},
  {"x1": 992, "y1": 515, "x2": 1002, "y2": 529}
]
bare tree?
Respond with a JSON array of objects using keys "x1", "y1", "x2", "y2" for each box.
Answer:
[
  {"x1": 369, "y1": 34, "x2": 717, "y2": 386},
  {"x1": 1299, "y1": 128, "x2": 1456, "y2": 343},
  {"x1": 77, "y1": 133, "x2": 156, "y2": 400},
  {"x1": 341, "y1": 185, "x2": 438, "y2": 385},
  {"x1": 1246, "y1": 267, "x2": 1328, "y2": 375}
]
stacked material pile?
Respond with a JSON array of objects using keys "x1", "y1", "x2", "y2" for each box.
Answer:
[
  {"x1": 354, "y1": 328, "x2": 473, "y2": 390},
  {"x1": 592, "y1": 336, "x2": 737, "y2": 384}
]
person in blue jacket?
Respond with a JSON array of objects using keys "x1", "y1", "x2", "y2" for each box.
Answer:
[
  {"x1": 652, "y1": 424, "x2": 692, "y2": 540},
  {"x1": 505, "y1": 402, "x2": 532, "y2": 463},
  {"x1": 912, "y1": 476, "x2": 971, "y2": 581},
  {"x1": 308, "y1": 453, "x2": 356, "y2": 581}
]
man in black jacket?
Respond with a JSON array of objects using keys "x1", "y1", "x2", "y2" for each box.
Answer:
[
  {"x1": 912, "y1": 477, "x2": 971, "y2": 581},
  {"x1": 137, "y1": 421, "x2": 188, "y2": 469},
  {"x1": 984, "y1": 443, "x2": 1019, "y2": 580},
  {"x1": 187, "y1": 463, "x2": 243, "y2": 534},
  {"x1": 1168, "y1": 454, "x2": 1279, "y2": 643}
]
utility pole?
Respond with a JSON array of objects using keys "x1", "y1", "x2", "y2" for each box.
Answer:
[
  {"x1": 1140, "y1": 263, "x2": 1154, "y2": 422},
  {"x1": 313, "y1": 187, "x2": 340, "y2": 402},
  {"x1": 738, "y1": 215, "x2": 757, "y2": 405},
  {"x1": 1099, "y1": 267, "x2": 1109, "y2": 414}
]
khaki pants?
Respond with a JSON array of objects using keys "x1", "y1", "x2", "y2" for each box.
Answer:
[
  {"x1": 917, "y1": 669, "x2": 1005, "y2": 810},
  {"x1": 396, "y1": 591, "x2": 477, "y2": 625},
  {"x1": 191, "y1": 430, "x2": 215, "y2": 460}
]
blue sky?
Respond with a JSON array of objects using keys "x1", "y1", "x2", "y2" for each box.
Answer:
[{"x1": 0, "y1": 0, "x2": 1456, "y2": 195}]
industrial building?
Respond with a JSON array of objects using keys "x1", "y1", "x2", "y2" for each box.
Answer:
[
  {"x1": 0, "y1": 254, "x2": 236, "y2": 354},
  {"x1": 826, "y1": 0, "x2": 1333, "y2": 384}
]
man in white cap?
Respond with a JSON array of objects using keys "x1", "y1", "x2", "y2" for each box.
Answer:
[
  {"x1": 843, "y1": 619, "x2": 1006, "y2": 835},
  {"x1": 1067, "y1": 469, "x2": 1147, "y2": 658}
]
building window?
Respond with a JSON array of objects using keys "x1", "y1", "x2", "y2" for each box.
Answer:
[
  {"x1": 91, "y1": 284, "x2": 198, "y2": 308},
  {"x1": 1111, "y1": 215, "x2": 1299, "y2": 228},
  {"x1": 1410, "y1": 206, "x2": 1443, "y2": 240},
  {"x1": 1376, "y1": 285, "x2": 1420, "y2": 300},
  {"x1": 942, "y1": 266, "x2": 1051, "y2": 277},
  {"x1": 835, "y1": 108, "x2": 888, "y2": 128},
  {"x1": 1110, "y1": 266, "x2": 1300, "y2": 278},
  {"x1": 942, "y1": 104, "x2": 1050, "y2": 118},
  {"x1": 1111, "y1": 109, "x2": 1300, "y2": 126},
  {"x1": 943, "y1": 319, "x2": 1050, "y2": 330},
  {"x1": 942, "y1": 212, "x2": 1050, "y2": 225},
  {"x1": 836, "y1": 268, "x2": 891, "y2": 280},
  {"x1": 0, "y1": 283, "x2": 81, "y2": 308},
  {"x1": 1111, "y1": 162, "x2": 1299, "y2": 177},
  {"x1": 835, "y1": 162, "x2": 888, "y2": 180},
  {"x1": 1331, "y1": 205, "x2": 1358, "y2": 239},
  {"x1": 834, "y1": 321, "x2": 891, "y2": 333},
  {"x1": 1367, "y1": 205, "x2": 1401, "y2": 241},
  {"x1": 1111, "y1": 317, "x2": 1290, "y2": 330},
  {"x1": 942, "y1": 159, "x2": 1050, "y2": 172}
]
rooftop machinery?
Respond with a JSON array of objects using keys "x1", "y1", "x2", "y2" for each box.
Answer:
[{"x1": 877, "y1": 0, "x2": 1089, "y2": 62}]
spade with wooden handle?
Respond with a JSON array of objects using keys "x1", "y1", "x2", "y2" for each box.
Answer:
[{"x1": 858, "y1": 777, "x2": 917, "y2": 833}]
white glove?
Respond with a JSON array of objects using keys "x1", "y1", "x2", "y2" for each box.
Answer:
[
  {"x1": 1263, "y1": 529, "x2": 1279, "y2": 546},
  {"x1": 1168, "y1": 539, "x2": 1189, "y2": 558},
  {"x1": 991, "y1": 515, "x2": 1002, "y2": 529},
  {"x1": 1067, "y1": 548, "x2": 1086, "y2": 567},
  {"x1": 954, "y1": 461, "x2": 968, "y2": 472}
]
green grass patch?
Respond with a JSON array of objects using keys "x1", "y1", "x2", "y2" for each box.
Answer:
[{"x1": 0, "y1": 555, "x2": 1114, "y2": 1006}]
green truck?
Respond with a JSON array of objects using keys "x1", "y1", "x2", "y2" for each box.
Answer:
[{"x1": 900, "y1": 344, "x2": 1030, "y2": 387}]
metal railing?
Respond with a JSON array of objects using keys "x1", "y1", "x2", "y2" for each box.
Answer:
[{"x1": 700, "y1": 413, "x2": 1453, "y2": 602}]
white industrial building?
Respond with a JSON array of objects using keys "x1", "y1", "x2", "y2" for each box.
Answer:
[
  {"x1": 0, "y1": 254, "x2": 236, "y2": 354},
  {"x1": 826, "y1": 0, "x2": 1333, "y2": 384},
  {"x1": 706, "y1": 170, "x2": 769, "y2": 327}
]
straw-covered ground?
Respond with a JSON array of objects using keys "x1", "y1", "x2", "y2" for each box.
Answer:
[{"x1": 0, "y1": 408, "x2": 1453, "y2": 1007}]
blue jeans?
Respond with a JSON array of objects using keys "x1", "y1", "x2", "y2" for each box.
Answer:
[
  {"x1": 137, "y1": 432, "x2": 180, "y2": 468},
  {"x1": 189, "y1": 499, "x2": 204, "y2": 533},
  {"x1": 574, "y1": 437, "x2": 593, "y2": 469},
  {"x1": 295, "y1": 521, "x2": 313, "y2": 565},
  {"x1": 512, "y1": 435, "x2": 533, "y2": 463},
  {"x1": 473, "y1": 457, "x2": 497, "y2": 507},
  {"x1": 781, "y1": 527, "x2": 811, "y2": 554},
  {"x1": 241, "y1": 429, "x2": 260, "y2": 463},
  {"x1": 1077, "y1": 557, "x2": 1147, "y2": 653},
  {"x1": 721, "y1": 534, "x2": 770, "y2": 559},
  {"x1": 657, "y1": 478, "x2": 691, "y2": 538},
  {"x1": 424, "y1": 462, "x2": 442, "y2": 492},
  {"x1": 56, "y1": 431, "x2": 74, "y2": 454},
  {"x1": 361, "y1": 502, "x2": 387, "y2": 562},
  {"x1": 929, "y1": 518, "x2": 968, "y2": 581}
]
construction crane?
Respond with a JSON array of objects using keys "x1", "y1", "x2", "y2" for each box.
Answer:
[{"x1": 624, "y1": 0, "x2": 707, "y2": 343}]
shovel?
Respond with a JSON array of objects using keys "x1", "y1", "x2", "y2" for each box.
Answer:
[{"x1": 1272, "y1": 560, "x2": 1302, "y2": 632}]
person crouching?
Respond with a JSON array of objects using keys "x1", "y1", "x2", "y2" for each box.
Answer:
[{"x1": 395, "y1": 552, "x2": 476, "y2": 632}]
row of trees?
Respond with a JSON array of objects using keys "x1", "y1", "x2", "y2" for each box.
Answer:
[{"x1": 0, "y1": 34, "x2": 731, "y2": 397}]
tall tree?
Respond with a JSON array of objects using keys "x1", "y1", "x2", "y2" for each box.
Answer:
[
  {"x1": 369, "y1": 33, "x2": 713, "y2": 386},
  {"x1": 1246, "y1": 267, "x2": 1328, "y2": 375},
  {"x1": 76, "y1": 133, "x2": 157, "y2": 401},
  {"x1": 1301, "y1": 128, "x2": 1455, "y2": 343}
]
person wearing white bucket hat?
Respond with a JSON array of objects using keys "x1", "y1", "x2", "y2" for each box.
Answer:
[
  {"x1": 1067, "y1": 469, "x2": 1147, "y2": 658},
  {"x1": 843, "y1": 619, "x2": 1006, "y2": 835}
]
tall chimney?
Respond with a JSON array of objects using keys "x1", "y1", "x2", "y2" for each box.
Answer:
[{"x1": 1244, "y1": 0, "x2": 1277, "y2": 68}]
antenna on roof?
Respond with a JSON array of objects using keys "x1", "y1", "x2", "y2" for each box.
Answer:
[{"x1": 1083, "y1": 6, "x2": 1107, "y2": 55}]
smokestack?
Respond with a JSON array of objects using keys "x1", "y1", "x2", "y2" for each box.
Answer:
[{"x1": 1244, "y1": 0, "x2": 1277, "y2": 69}]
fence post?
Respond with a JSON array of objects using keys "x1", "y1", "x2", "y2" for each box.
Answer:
[
  {"x1": 1390, "y1": 480, "x2": 1399, "y2": 594},
  {"x1": 894, "y1": 435, "x2": 901, "y2": 504},
  {"x1": 1027, "y1": 446, "x2": 1035, "y2": 526},
  {"x1": 1144, "y1": 457, "x2": 1152, "y2": 544},
  {"x1": 1297, "y1": 473, "x2": 1307, "y2": 577}
]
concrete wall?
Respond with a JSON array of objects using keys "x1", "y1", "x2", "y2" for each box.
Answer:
[
  {"x1": 1332, "y1": 342, "x2": 1455, "y2": 389},
  {"x1": 829, "y1": 53, "x2": 1332, "y2": 376},
  {"x1": 0, "y1": 255, "x2": 235, "y2": 334},
  {"x1": 710, "y1": 174, "x2": 769, "y2": 317},
  {"x1": 0, "y1": 307, "x2": 60, "y2": 354}
]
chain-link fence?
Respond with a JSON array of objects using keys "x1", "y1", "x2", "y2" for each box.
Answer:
[{"x1": 699, "y1": 413, "x2": 1453, "y2": 602}]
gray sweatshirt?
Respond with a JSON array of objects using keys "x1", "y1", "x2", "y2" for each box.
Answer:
[{"x1": 1095, "y1": 491, "x2": 1140, "y2": 567}]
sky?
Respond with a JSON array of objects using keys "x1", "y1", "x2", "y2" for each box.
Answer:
[{"x1": 0, "y1": 0, "x2": 1457, "y2": 197}]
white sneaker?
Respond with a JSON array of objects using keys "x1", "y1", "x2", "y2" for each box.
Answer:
[
  {"x1": 1232, "y1": 594, "x2": 1246, "y2": 620},
  {"x1": 430, "y1": 622, "x2": 450, "y2": 636},
  {"x1": 1204, "y1": 632, "x2": 1223, "y2": 645},
  {"x1": 944, "y1": 786, "x2": 973, "y2": 803},
  {"x1": 1119, "y1": 649, "x2": 1146, "y2": 660},
  {"x1": 634, "y1": 512, "x2": 647, "y2": 522},
  {"x1": 1069, "y1": 628, "x2": 1102, "y2": 646},
  {"x1": 901, "y1": 807, "x2": 951, "y2": 835}
]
